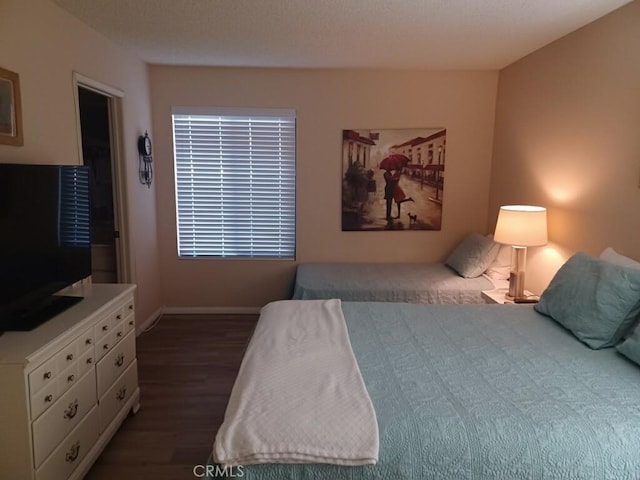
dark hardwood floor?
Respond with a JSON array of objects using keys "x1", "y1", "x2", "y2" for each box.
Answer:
[{"x1": 85, "y1": 313, "x2": 258, "y2": 480}]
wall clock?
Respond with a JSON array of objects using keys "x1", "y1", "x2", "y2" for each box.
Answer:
[{"x1": 137, "y1": 131, "x2": 153, "y2": 188}]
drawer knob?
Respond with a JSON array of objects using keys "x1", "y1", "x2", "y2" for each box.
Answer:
[
  {"x1": 66, "y1": 354, "x2": 74, "y2": 361},
  {"x1": 43, "y1": 371, "x2": 52, "y2": 380},
  {"x1": 64, "y1": 399, "x2": 79, "y2": 419},
  {"x1": 115, "y1": 353, "x2": 125, "y2": 367},
  {"x1": 128, "y1": 305, "x2": 133, "y2": 310},
  {"x1": 103, "y1": 343, "x2": 109, "y2": 350},
  {"x1": 102, "y1": 325, "x2": 108, "y2": 331},
  {"x1": 65, "y1": 441, "x2": 80, "y2": 463},
  {"x1": 86, "y1": 357, "x2": 93, "y2": 365},
  {"x1": 117, "y1": 331, "x2": 123, "y2": 338},
  {"x1": 67, "y1": 374, "x2": 75, "y2": 383},
  {"x1": 45, "y1": 394, "x2": 53, "y2": 403},
  {"x1": 85, "y1": 338, "x2": 92, "y2": 345},
  {"x1": 116, "y1": 387, "x2": 127, "y2": 401},
  {"x1": 128, "y1": 320, "x2": 134, "y2": 326},
  {"x1": 117, "y1": 314, "x2": 122, "y2": 320}
]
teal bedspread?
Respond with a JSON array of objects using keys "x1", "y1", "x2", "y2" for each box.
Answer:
[
  {"x1": 215, "y1": 303, "x2": 640, "y2": 479},
  {"x1": 292, "y1": 263, "x2": 496, "y2": 303}
]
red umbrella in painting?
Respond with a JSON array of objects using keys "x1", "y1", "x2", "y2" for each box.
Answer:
[{"x1": 379, "y1": 154, "x2": 410, "y2": 171}]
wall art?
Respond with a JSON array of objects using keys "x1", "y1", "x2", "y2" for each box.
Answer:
[
  {"x1": 342, "y1": 128, "x2": 446, "y2": 231},
  {"x1": 0, "y1": 66, "x2": 23, "y2": 146}
]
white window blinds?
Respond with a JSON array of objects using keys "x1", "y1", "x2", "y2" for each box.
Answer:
[
  {"x1": 58, "y1": 166, "x2": 91, "y2": 248},
  {"x1": 172, "y1": 107, "x2": 296, "y2": 259}
]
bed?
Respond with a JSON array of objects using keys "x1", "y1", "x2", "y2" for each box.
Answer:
[
  {"x1": 292, "y1": 262, "x2": 507, "y2": 303},
  {"x1": 212, "y1": 250, "x2": 640, "y2": 480},
  {"x1": 291, "y1": 233, "x2": 511, "y2": 304}
]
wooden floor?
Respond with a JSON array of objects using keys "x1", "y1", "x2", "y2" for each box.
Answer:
[{"x1": 85, "y1": 313, "x2": 258, "y2": 480}]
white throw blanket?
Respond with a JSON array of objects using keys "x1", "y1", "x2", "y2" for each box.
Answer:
[{"x1": 213, "y1": 299, "x2": 379, "y2": 467}]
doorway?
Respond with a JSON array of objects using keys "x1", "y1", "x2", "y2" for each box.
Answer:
[
  {"x1": 74, "y1": 73, "x2": 131, "y2": 284},
  {"x1": 78, "y1": 88, "x2": 117, "y2": 282}
]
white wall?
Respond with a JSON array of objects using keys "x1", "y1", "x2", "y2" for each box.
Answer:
[
  {"x1": 0, "y1": 0, "x2": 162, "y2": 324},
  {"x1": 489, "y1": 0, "x2": 640, "y2": 294},
  {"x1": 150, "y1": 67, "x2": 499, "y2": 308}
]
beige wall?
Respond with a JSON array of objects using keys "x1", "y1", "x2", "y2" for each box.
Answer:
[
  {"x1": 4, "y1": 0, "x2": 634, "y2": 312},
  {"x1": 0, "y1": 0, "x2": 162, "y2": 324},
  {"x1": 489, "y1": 0, "x2": 640, "y2": 294},
  {"x1": 150, "y1": 67, "x2": 499, "y2": 308}
]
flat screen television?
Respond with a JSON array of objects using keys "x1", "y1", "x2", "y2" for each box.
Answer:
[{"x1": 0, "y1": 163, "x2": 92, "y2": 333}]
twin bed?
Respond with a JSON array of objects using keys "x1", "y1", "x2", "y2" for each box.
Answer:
[
  {"x1": 211, "y1": 248, "x2": 640, "y2": 479},
  {"x1": 292, "y1": 262, "x2": 506, "y2": 304},
  {"x1": 292, "y1": 233, "x2": 511, "y2": 304}
]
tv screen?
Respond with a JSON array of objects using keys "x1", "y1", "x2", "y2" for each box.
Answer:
[{"x1": 0, "y1": 163, "x2": 92, "y2": 332}]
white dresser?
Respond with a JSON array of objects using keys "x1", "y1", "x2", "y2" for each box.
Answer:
[{"x1": 0, "y1": 283, "x2": 140, "y2": 480}]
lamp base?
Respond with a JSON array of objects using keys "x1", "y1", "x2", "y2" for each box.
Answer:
[{"x1": 507, "y1": 271, "x2": 525, "y2": 299}]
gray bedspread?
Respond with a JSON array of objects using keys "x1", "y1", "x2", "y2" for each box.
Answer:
[
  {"x1": 292, "y1": 263, "x2": 495, "y2": 303},
  {"x1": 214, "y1": 302, "x2": 640, "y2": 479}
]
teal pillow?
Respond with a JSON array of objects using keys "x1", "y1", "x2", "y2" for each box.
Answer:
[
  {"x1": 534, "y1": 252, "x2": 640, "y2": 349},
  {"x1": 617, "y1": 324, "x2": 640, "y2": 366},
  {"x1": 445, "y1": 233, "x2": 500, "y2": 278}
]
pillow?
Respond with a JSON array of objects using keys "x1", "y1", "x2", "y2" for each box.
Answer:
[
  {"x1": 617, "y1": 323, "x2": 640, "y2": 366},
  {"x1": 446, "y1": 233, "x2": 500, "y2": 278},
  {"x1": 600, "y1": 247, "x2": 640, "y2": 269},
  {"x1": 484, "y1": 243, "x2": 511, "y2": 280},
  {"x1": 534, "y1": 252, "x2": 640, "y2": 349}
]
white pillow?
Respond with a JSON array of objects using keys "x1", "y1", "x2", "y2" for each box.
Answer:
[
  {"x1": 484, "y1": 243, "x2": 512, "y2": 280},
  {"x1": 599, "y1": 247, "x2": 640, "y2": 269}
]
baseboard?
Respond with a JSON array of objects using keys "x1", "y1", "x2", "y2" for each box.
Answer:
[
  {"x1": 161, "y1": 306, "x2": 261, "y2": 315},
  {"x1": 136, "y1": 306, "x2": 163, "y2": 335}
]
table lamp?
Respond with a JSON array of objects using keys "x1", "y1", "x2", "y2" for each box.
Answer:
[{"x1": 493, "y1": 205, "x2": 548, "y2": 300}]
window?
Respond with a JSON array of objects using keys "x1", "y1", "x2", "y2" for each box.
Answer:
[{"x1": 172, "y1": 107, "x2": 296, "y2": 259}]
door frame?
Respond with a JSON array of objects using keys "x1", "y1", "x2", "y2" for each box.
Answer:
[{"x1": 72, "y1": 72, "x2": 133, "y2": 284}]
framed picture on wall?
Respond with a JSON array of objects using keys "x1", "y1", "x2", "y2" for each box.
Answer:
[
  {"x1": 342, "y1": 128, "x2": 446, "y2": 231},
  {"x1": 0, "y1": 66, "x2": 24, "y2": 146}
]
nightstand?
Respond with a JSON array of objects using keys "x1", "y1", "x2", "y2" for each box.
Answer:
[{"x1": 481, "y1": 288, "x2": 538, "y2": 305}]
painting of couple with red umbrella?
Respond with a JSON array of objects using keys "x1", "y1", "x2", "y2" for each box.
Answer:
[{"x1": 342, "y1": 128, "x2": 446, "y2": 231}]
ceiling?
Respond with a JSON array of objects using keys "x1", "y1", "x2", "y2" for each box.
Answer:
[{"x1": 52, "y1": 0, "x2": 632, "y2": 70}]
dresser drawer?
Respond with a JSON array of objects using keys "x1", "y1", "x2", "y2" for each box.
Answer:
[
  {"x1": 30, "y1": 383, "x2": 58, "y2": 421},
  {"x1": 76, "y1": 327, "x2": 95, "y2": 355},
  {"x1": 97, "y1": 331, "x2": 136, "y2": 398},
  {"x1": 56, "y1": 342, "x2": 78, "y2": 372},
  {"x1": 35, "y1": 406, "x2": 99, "y2": 480},
  {"x1": 123, "y1": 300, "x2": 135, "y2": 334},
  {"x1": 32, "y1": 370, "x2": 97, "y2": 468},
  {"x1": 77, "y1": 348, "x2": 95, "y2": 378},
  {"x1": 113, "y1": 319, "x2": 126, "y2": 345},
  {"x1": 95, "y1": 330, "x2": 115, "y2": 361},
  {"x1": 94, "y1": 313, "x2": 114, "y2": 342},
  {"x1": 29, "y1": 356, "x2": 58, "y2": 399},
  {"x1": 113, "y1": 307, "x2": 127, "y2": 328},
  {"x1": 123, "y1": 298, "x2": 135, "y2": 316},
  {"x1": 124, "y1": 313, "x2": 135, "y2": 335},
  {"x1": 99, "y1": 359, "x2": 138, "y2": 433},
  {"x1": 56, "y1": 362, "x2": 79, "y2": 397}
]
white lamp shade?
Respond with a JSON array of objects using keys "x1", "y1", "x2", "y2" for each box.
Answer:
[{"x1": 494, "y1": 205, "x2": 548, "y2": 247}]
